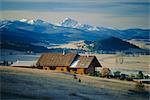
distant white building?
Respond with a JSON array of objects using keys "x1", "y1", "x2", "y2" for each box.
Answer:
[{"x1": 11, "y1": 60, "x2": 37, "y2": 68}]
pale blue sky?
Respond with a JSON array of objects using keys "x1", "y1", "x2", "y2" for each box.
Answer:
[{"x1": 0, "y1": 0, "x2": 149, "y2": 29}]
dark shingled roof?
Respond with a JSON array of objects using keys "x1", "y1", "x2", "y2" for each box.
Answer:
[{"x1": 36, "y1": 53, "x2": 77, "y2": 66}]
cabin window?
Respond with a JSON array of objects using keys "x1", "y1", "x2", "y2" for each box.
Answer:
[
  {"x1": 72, "y1": 68, "x2": 77, "y2": 71},
  {"x1": 50, "y1": 66, "x2": 56, "y2": 70},
  {"x1": 44, "y1": 67, "x2": 49, "y2": 70},
  {"x1": 61, "y1": 68, "x2": 64, "y2": 71}
]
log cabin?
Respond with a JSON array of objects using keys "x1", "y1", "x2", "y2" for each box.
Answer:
[{"x1": 36, "y1": 53, "x2": 102, "y2": 75}]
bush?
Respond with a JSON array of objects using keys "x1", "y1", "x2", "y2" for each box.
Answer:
[
  {"x1": 129, "y1": 74, "x2": 136, "y2": 79},
  {"x1": 87, "y1": 73, "x2": 94, "y2": 76},
  {"x1": 120, "y1": 74, "x2": 126, "y2": 80},
  {"x1": 108, "y1": 74, "x2": 114, "y2": 78},
  {"x1": 101, "y1": 68, "x2": 111, "y2": 78},
  {"x1": 113, "y1": 71, "x2": 121, "y2": 78},
  {"x1": 135, "y1": 82, "x2": 145, "y2": 92},
  {"x1": 136, "y1": 71, "x2": 144, "y2": 79},
  {"x1": 126, "y1": 78, "x2": 133, "y2": 81},
  {"x1": 95, "y1": 71, "x2": 101, "y2": 77},
  {"x1": 73, "y1": 74, "x2": 77, "y2": 79},
  {"x1": 144, "y1": 75, "x2": 149, "y2": 79},
  {"x1": 78, "y1": 78, "x2": 81, "y2": 83}
]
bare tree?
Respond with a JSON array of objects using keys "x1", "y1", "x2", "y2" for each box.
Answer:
[{"x1": 116, "y1": 52, "x2": 124, "y2": 64}]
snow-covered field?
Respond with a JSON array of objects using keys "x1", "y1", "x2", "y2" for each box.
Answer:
[{"x1": 1, "y1": 67, "x2": 149, "y2": 100}]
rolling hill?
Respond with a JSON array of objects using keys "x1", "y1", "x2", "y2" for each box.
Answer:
[{"x1": 93, "y1": 37, "x2": 140, "y2": 51}]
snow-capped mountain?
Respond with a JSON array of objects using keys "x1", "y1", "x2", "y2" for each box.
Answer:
[
  {"x1": 0, "y1": 18, "x2": 149, "y2": 41},
  {"x1": 20, "y1": 19, "x2": 35, "y2": 24},
  {"x1": 59, "y1": 18, "x2": 99, "y2": 31},
  {"x1": 77, "y1": 24, "x2": 99, "y2": 31},
  {"x1": 17, "y1": 18, "x2": 117, "y2": 31},
  {"x1": 19, "y1": 19, "x2": 50, "y2": 26},
  {"x1": 59, "y1": 18, "x2": 78, "y2": 28},
  {"x1": 0, "y1": 18, "x2": 149, "y2": 53}
]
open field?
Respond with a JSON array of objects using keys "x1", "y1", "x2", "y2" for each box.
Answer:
[
  {"x1": 47, "y1": 40, "x2": 88, "y2": 51},
  {"x1": 128, "y1": 39, "x2": 150, "y2": 49},
  {"x1": 1, "y1": 51, "x2": 149, "y2": 75},
  {"x1": 93, "y1": 54, "x2": 149, "y2": 75},
  {"x1": 0, "y1": 66, "x2": 150, "y2": 100}
]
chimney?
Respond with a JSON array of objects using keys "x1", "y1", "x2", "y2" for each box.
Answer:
[
  {"x1": 85, "y1": 52, "x2": 89, "y2": 57},
  {"x1": 63, "y1": 49, "x2": 65, "y2": 55},
  {"x1": 16, "y1": 59, "x2": 19, "y2": 63}
]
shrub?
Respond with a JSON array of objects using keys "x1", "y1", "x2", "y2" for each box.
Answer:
[
  {"x1": 136, "y1": 71, "x2": 144, "y2": 79},
  {"x1": 73, "y1": 74, "x2": 78, "y2": 79},
  {"x1": 87, "y1": 73, "x2": 93, "y2": 76},
  {"x1": 78, "y1": 78, "x2": 81, "y2": 83},
  {"x1": 113, "y1": 71, "x2": 121, "y2": 78},
  {"x1": 135, "y1": 82, "x2": 145, "y2": 92},
  {"x1": 144, "y1": 75, "x2": 149, "y2": 79},
  {"x1": 95, "y1": 71, "x2": 101, "y2": 77},
  {"x1": 126, "y1": 78, "x2": 133, "y2": 81},
  {"x1": 101, "y1": 68, "x2": 111, "y2": 78},
  {"x1": 129, "y1": 74, "x2": 136, "y2": 79},
  {"x1": 120, "y1": 74, "x2": 126, "y2": 80}
]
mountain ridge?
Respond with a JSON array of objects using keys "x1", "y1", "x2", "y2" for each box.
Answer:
[
  {"x1": 0, "y1": 18, "x2": 149, "y2": 53},
  {"x1": 1, "y1": 18, "x2": 149, "y2": 40}
]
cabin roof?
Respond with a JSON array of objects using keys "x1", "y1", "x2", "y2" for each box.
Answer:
[
  {"x1": 36, "y1": 53, "x2": 77, "y2": 66},
  {"x1": 36, "y1": 53, "x2": 102, "y2": 68},
  {"x1": 70, "y1": 56, "x2": 97, "y2": 68}
]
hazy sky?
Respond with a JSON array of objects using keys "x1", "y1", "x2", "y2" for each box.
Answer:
[{"x1": 0, "y1": 0, "x2": 149, "y2": 29}]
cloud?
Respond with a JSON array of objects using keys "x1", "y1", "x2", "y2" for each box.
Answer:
[
  {"x1": 120, "y1": 1, "x2": 150, "y2": 6},
  {"x1": 0, "y1": 1, "x2": 117, "y2": 11},
  {"x1": 1, "y1": 1, "x2": 148, "y2": 15},
  {"x1": 0, "y1": 0, "x2": 149, "y2": 29}
]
